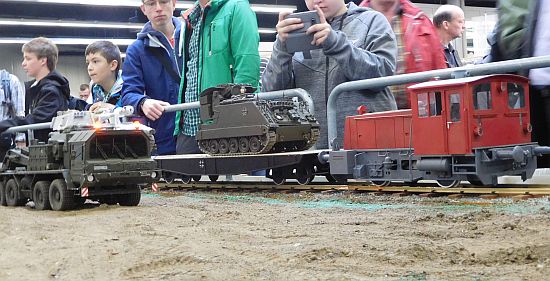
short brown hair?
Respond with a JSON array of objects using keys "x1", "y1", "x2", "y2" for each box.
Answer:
[
  {"x1": 22, "y1": 37, "x2": 58, "y2": 71},
  {"x1": 85, "y1": 40, "x2": 122, "y2": 74},
  {"x1": 79, "y1": 84, "x2": 90, "y2": 91}
]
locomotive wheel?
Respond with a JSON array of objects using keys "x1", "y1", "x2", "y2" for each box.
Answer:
[
  {"x1": 192, "y1": 175, "x2": 202, "y2": 182},
  {"x1": 436, "y1": 180, "x2": 460, "y2": 188},
  {"x1": 209, "y1": 139, "x2": 220, "y2": 154},
  {"x1": 296, "y1": 166, "x2": 314, "y2": 185},
  {"x1": 371, "y1": 180, "x2": 392, "y2": 187},
  {"x1": 249, "y1": 136, "x2": 261, "y2": 153},
  {"x1": 228, "y1": 138, "x2": 239, "y2": 153},
  {"x1": 5, "y1": 179, "x2": 25, "y2": 207},
  {"x1": 208, "y1": 175, "x2": 219, "y2": 182},
  {"x1": 118, "y1": 185, "x2": 141, "y2": 206},
  {"x1": 33, "y1": 181, "x2": 52, "y2": 210},
  {"x1": 467, "y1": 176, "x2": 485, "y2": 186},
  {"x1": 271, "y1": 169, "x2": 286, "y2": 185},
  {"x1": 218, "y1": 139, "x2": 229, "y2": 154},
  {"x1": 0, "y1": 181, "x2": 6, "y2": 206},
  {"x1": 49, "y1": 179, "x2": 75, "y2": 211}
]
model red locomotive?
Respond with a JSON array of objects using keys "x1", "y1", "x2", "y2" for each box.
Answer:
[{"x1": 329, "y1": 74, "x2": 550, "y2": 187}]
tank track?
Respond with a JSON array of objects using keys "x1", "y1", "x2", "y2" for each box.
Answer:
[{"x1": 198, "y1": 128, "x2": 319, "y2": 156}]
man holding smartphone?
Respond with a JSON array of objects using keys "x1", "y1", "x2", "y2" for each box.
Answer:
[{"x1": 262, "y1": 0, "x2": 397, "y2": 149}]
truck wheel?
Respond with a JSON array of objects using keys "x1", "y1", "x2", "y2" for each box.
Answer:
[
  {"x1": 118, "y1": 186, "x2": 141, "y2": 206},
  {"x1": 5, "y1": 179, "x2": 26, "y2": 207},
  {"x1": 33, "y1": 181, "x2": 51, "y2": 210},
  {"x1": 49, "y1": 179, "x2": 75, "y2": 211},
  {"x1": 0, "y1": 181, "x2": 6, "y2": 206}
]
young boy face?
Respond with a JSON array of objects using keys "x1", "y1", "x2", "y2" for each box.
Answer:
[
  {"x1": 140, "y1": 0, "x2": 176, "y2": 29},
  {"x1": 22, "y1": 51, "x2": 46, "y2": 78},
  {"x1": 86, "y1": 52, "x2": 117, "y2": 86}
]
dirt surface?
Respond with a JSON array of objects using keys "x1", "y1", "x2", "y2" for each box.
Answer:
[{"x1": 1, "y1": 190, "x2": 549, "y2": 281}]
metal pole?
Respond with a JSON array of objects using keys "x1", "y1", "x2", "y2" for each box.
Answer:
[{"x1": 327, "y1": 55, "x2": 550, "y2": 149}]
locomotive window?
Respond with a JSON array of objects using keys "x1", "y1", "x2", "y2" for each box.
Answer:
[
  {"x1": 473, "y1": 83, "x2": 492, "y2": 110},
  {"x1": 508, "y1": 83, "x2": 525, "y2": 109},
  {"x1": 418, "y1": 93, "x2": 429, "y2": 117},
  {"x1": 429, "y1": 91, "x2": 442, "y2": 116},
  {"x1": 449, "y1": 93, "x2": 461, "y2": 122}
]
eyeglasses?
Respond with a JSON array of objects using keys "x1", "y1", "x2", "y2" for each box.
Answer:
[{"x1": 143, "y1": 0, "x2": 172, "y2": 8}]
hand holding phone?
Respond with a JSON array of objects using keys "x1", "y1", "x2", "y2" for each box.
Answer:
[{"x1": 283, "y1": 11, "x2": 322, "y2": 55}]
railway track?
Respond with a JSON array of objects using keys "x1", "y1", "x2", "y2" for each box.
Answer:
[{"x1": 154, "y1": 179, "x2": 550, "y2": 197}]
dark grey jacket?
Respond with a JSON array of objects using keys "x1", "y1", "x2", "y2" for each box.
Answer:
[{"x1": 262, "y1": 3, "x2": 397, "y2": 148}]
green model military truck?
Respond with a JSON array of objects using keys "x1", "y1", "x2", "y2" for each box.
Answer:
[{"x1": 0, "y1": 107, "x2": 159, "y2": 211}]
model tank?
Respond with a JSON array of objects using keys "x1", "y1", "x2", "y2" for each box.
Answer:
[
  {"x1": 196, "y1": 84, "x2": 320, "y2": 155},
  {"x1": 0, "y1": 107, "x2": 160, "y2": 211}
]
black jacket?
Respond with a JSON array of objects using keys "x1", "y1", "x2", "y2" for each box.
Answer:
[{"x1": 0, "y1": 70, "x2": 70, "y2": 142}]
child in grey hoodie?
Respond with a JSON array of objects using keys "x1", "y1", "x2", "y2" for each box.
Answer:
[{"x1": 262, "y1": 0, "x2": 397, "y2": 149}]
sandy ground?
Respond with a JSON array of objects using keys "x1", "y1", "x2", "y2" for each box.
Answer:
[{"x1": 1, "y1": 190, "x2": 549, "y2": 281}]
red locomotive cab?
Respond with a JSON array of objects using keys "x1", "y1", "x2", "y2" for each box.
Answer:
[{"x1": 409, "y1": 74, "x2": 531, "y2": 156}]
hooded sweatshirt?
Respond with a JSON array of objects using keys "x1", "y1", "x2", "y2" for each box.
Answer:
[
  {"x1": 121, "y1": 17, "x2": 183, "y2": 155},
  {"x1": 262, "y1": 3, "x2": 397, "y2": 149},
  {"x1": 0, "y1": 69, "x2": 70, "y2": 142}
]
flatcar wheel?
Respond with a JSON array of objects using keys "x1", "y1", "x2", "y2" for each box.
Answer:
[
  {"x1": 296, "y1": 166, "x2": 314, "y2": 185},
  {"x1": 218, "y1": 139, "x2": 229, "y2": 154},
  {"x1": 239, "y1": 137, "x2": 250, "y2": 153},
  {"x1": 436, "y1": 180, "x2": 460, "y2": 188},
  {"x1": 33, "y1": 181, "x2": 52, "y2": 210},
  {"x1": 228, "y1": 138, "x2": 239, "y2": 153},
  {"x1": 209, "y1": 139, "x2": 220, "y2": 154},
  {"x1": 325, "y1": 175, "x2": 336, "y2": 183},
  {"x1": 192, "y1": 175, "x2": 202, "y2": 182},
  {"x1": 5, "y1": 179, "x2": 25, "y2": 207},
  {"x1": 208, "y1": 175, "x2": 219, "y2": 182},
  {"x1": 49, "y1": 179, "x2": 75, "y2": 211},
  {"x1": 371, "y1": 180, "x2": 391, "y2": 187},
  {"x1": 181, "y1": 175, "x2": 192, "y2": 184},
  {"x1": 162, "y1": 171, "x2": 176, "y2": 184},
  {"x1": 272, "y1": 169, "x2": 286, "y2": 185},
  {"x1": 0, "y1": 181, "x2": 6, "y2": 206},
  {"x1": 249, "y1": 136, "x2": 261, "y2": 153}
]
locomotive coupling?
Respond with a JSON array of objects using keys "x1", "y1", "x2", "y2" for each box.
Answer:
[{"x1": 495, "y1": 146, "x2": 528, "y2": 163}]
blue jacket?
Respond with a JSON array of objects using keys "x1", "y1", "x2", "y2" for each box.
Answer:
[{"x1": 121, "y1": 17, "x2": 184, "y2": 155}]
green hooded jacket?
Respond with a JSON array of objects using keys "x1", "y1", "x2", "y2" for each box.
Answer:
[{"x1": 174, "y1": 0, "x2": 260, "y2": 136}]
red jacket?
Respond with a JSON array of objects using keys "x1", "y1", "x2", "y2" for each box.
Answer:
[{"x1": 360, "y1": 0, "x2": 446, "y2": 74}]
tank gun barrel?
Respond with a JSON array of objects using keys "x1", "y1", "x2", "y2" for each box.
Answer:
[
  {"x1": 163, "y1": 88, "x2": 315, "y2": 114},
  {"x1": 5, "y1": 122, "x2": 52, "y2": 134}
]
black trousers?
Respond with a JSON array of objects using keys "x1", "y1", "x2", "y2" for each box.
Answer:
[
  {"x1": 529, "y1": 85, "x2": 550, "y2": 168},
  {"x1": 176, "y1": 132, "x2": 202, "y2": 154}
]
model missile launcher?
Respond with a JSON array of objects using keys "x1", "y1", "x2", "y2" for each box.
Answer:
[
  {"x1": 196, "y1": 84, "x2": 320, "y2": 155},
  {"x1": 0, "y1": 107, "x2": 160, "y2": 211}
]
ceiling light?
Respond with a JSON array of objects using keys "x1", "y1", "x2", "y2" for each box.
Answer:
[
  {"x1": 0, "y1": 19, "x2": 143, "y2": 29},
  {"x1": 3, "y1": 0, "x2": 296, "y2": 13},
  {"x1": 0, "y1": 37, "x2": 136, "y2": 46}
]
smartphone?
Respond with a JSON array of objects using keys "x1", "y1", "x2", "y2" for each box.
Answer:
[{"x1": 284, "y1": 11, "x2": 322, "y2": 54}]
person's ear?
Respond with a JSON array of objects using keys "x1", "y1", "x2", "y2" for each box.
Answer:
[
  {"x1": 39, "y1": 57, "x2": 47, "y2": 67},
  {"x1": 110, "y1": 60, "x2": 119, "y2": 72}
]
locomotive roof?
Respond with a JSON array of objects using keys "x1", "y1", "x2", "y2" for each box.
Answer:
[{"x1": 407, "y1": 74, "x2": 528, "y2": 90}]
